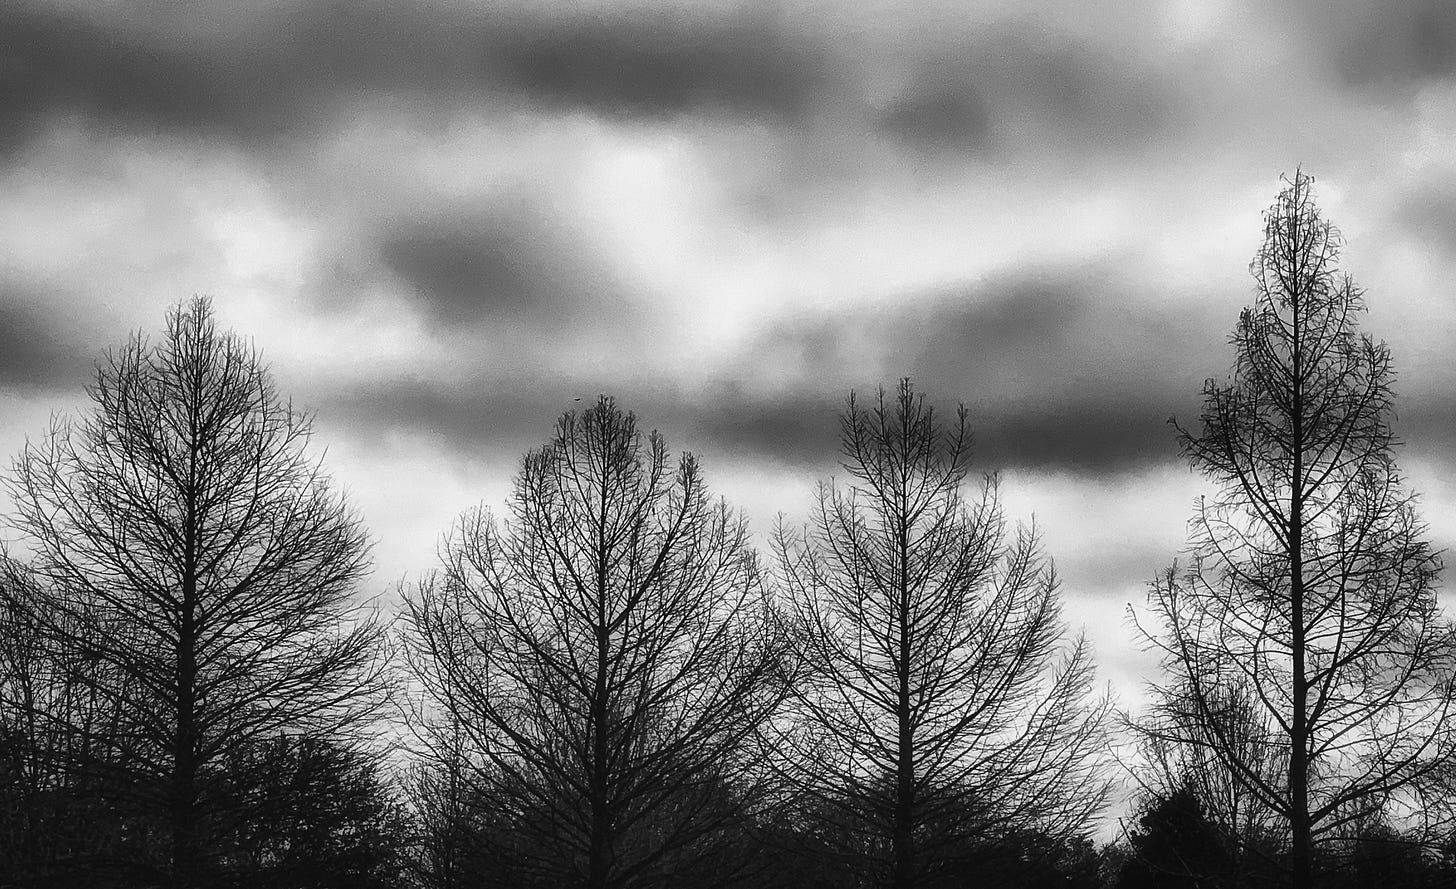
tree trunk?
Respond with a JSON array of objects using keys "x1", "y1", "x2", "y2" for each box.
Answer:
[
  {"x1": 589, "y1": 533, "x2": 613, "y2": 889},
  {"x1": 588, "y1": 649, "x2": 613, "y2": 889},
  {"x1": 171, "y1": 579, "x2": 199, "y2": 889},
  {"x1": 588, "y1": 811, "x2": 612, "y2": 889},
  {"x1": 1290, "y1": 526, "x2": 1310, "y2": 889},
  {"x1": 893, "y1": 517, "x2": 915, "y2": 889},
  {"x1": 1289, "y1": 296, "x2": 1310, "y2": 889},
  {"x1": 893, "y1": 743, "x2": 915, "y2": 889}
]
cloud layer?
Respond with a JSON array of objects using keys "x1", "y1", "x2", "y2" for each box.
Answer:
[{"x1": 3, "y1": 0, "x2": 1456, "y2": 719}]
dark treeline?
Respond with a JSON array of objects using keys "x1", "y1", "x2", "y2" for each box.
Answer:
[{"x1": 4, "y1": 173, "x2": 1456, "y2": 889}]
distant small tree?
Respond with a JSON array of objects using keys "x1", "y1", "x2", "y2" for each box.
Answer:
[
  {"x1": 5, "y1": 298, "x2": 388, "y2": 888},
  {"x1": 772, "y1": 380, "x2": 1113, "y2": 889},
  {"x1": 1115, "y1": 785, "x2": 1237, "y2": 889},
  {"x1": 1136, "y1": 171, "x2": 1456, "y2": 889},
  {"x1": 403, "y1": 397, "x2": 788, "y2": 889},
  {"x1": 1126, "y1": 683, "x2": 1286, "y2": 883}
]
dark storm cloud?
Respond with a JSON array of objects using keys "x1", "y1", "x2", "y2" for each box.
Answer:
[
  {"x1": 316, "y1": 378, "x2": 561, "y2": 461},
  {"x1": 378, "y1": 203, "x2": 624, "y2": 329},
  {"x1": 672, "y1": 386, "x2": 1180, "y2": 474},
  {"x1": 318, "y1": 363, "x2": 1185, "y2": 479},
  {"x1": 318, "y1": 376, "x2": 841, "y2": 481},
  {"x1": 873, "y1": 29, "x2": 1177, "y2": 156},
  {"x1": 314, "y1": 378, "x2": 821, "y2": 471},
  {"x1": 675, "y1": 379, "x2": 1185, "y2": 476},
  {"x1": 876, "y1": 86, "x2": 993, "y2": 153},
  {"x1": 1328, "y1": 0, "x2": 1456, "y2": 89},
  {"x1": 973, "y1": 400, "x2": 1178, "y2": 473},
  {"x1": 676, "y1": 390, "x2": 843, "y2": 469},
  {"x1": 0, "y1": 0, "x2": 826, "y2": 157},
  {"x1": 1394, "y1": 180, "x2": 1456, "y2": 258},
  {"x1": 0, "y1": 0, "x2": 1191, "y2": 177},
  {"x1": 1390, "y1": 397, "x2": 1456, "y2": 464},
  {"x1": 703, "y1": 270, "x2": 1230, "y2": 475},
  {"x1": 489, "y1": 14, "x2": 826, "y2": 121},
  {"x1": 0, "y1": 296, "x2": 93, "y2": 392},
  {"x1": 320, "y1": 265, "x2": 1233, "y2": 476},
  {"x1": 0, "y1": 1, "x2": 325, "y2": 154}
]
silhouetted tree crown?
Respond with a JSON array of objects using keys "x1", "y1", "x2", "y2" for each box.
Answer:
[
  {"x1": 771, "y1": 380, "x2": 1112, "y2": 889},
  {"x1": 403, "y1": 396, "x2": 788, "y2": 889},
  {"x1": 1135, "y1": 171, "x2": 1456, "y2": 889},
  {"x1": 3, "y1": 297, "x2": 387, "y2": 888}
]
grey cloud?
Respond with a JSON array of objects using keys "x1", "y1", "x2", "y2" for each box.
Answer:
[
  {"x1": 1, "y1": 0, "x2": 1192, "y2": 171},
  {"x1": 873, "y1": 30, "x2": 1177, "y2": 156},
  {"x1": 674, "y1": 384, "x2": 1183, "y2": 477},
  {"x1": 489, "y1": 15, "x2": 826, "y2": 121},
  {"x1": 973, "y1": 400, "x2": 1178, "y2": 474},
  {"x1": 670, "y1": 386, "x2": 1180, "y2": 475},
  {"x1": 1394, "y1": 180, "x2": 1456, "y2": 257},
  {"x1": 1389, "y1": 397, "x2": 1456, "y2": 465},
  {"x1": 674, "y1": 390, "x2": 843, "y2": 469},
  {"x1": 908, "y1": 278, "x2": 1087, "y2": 359},
  {"x1": 315, "y1": 365, "x2": 1184, "y2": 483},
  {"x1": 378, "y1": 203, "x2": 621, "y2": 329},
  {"x1": 315, "y1": 378, "x2": 560, "y2": 463},
  {"x1": 705, "y1": 269, "x2": 1231, "y2": 475},
  {"x1": 318, "y1": 265, "x2": 1234, "y2": 477},
  {"x1": 0, "y1": 2, "x2": 324, "y2": 155},
  {"x1": 313, "y1": 378, "x2": 813, "y2": 471},
  {"x1": 0, "y1": 297, "x2": 94, "y2": 392},
  {"x1": 876, "y1": 86, "x2": 993, "y2": 154},
  {"x1": 1331, "y1": 0, "x2": 1456, "y2": 89},
  {"x1": 0, "y1": 1, "x2": 827, "y2": 157}
]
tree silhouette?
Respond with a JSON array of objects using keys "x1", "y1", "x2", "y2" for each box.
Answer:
[
  {"x1": 403, "y1": 397, "x2": 788, "y2": 889},
  {"x1": 1114, "y1": 785, "x2": 1239, "y2": 889},
  {"x1": 4, "y1": 298, "x2": 388, "y2": 888},
  {"x1": 771, "y1": 380, "x2": 1113, "y2": 889},
  {"x1": 1136, "y1": 171, "x2": 1456, "y2": 889}
]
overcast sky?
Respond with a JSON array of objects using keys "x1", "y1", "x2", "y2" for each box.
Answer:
[{"x1": 3, "y1": 0, "x2": 1456, "y2": 721}]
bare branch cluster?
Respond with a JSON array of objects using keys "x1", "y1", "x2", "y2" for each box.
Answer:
[
  {"x1": 772, "y1": 380, "x2": 1113, "y2": 888},
  {"x1": 2, "y1": 297, "x2": 388, "y2": 887},
  {"x1": 10, "y1": 169, "x2": 1451, "y2": 889},
  {"x1": 1135, "y1": 171, "x2": 1456, "y2": 888},
  {"x1": 403, "y1": 398, "x2": 790, "y2": 889}
]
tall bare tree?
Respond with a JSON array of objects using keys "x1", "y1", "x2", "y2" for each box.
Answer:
[
  {"x1": 5, "y1": 298, "x2": 387, "y2": 888},
  {"x1": 402, "y1": 397, "x2": 788, "y2": 889},
  {"x1": 772, "y1": 381, "x2": 1112, "y2": 889},
  {"x1": 1136, "y1": 171, "x2": 1456, "y2": 889}
]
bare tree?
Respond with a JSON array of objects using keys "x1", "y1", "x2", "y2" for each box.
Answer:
[
  {"x1": 402, "y1": 397, "x2": 788, "y2": 889},
  {"x1": 771, "y1": 380, "x2": 1113, "y2": 889},
  {"x1": 4, "y1": 298, "x2": 388, "y2": 888},
  {"x1": 1135, "y1": 171, "x2": 1456, "y2": 889}
]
